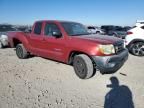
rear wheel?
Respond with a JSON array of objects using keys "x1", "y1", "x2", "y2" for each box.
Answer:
[
  {"x1": 131, "y1": 42, "x2": 144, "y2": 56},
  {"x1": 73, "y1": 54, "x2": 94, "y2": 79},
  {"x1": 16, "y1": 44, "x2": 28, "y2": 59}
]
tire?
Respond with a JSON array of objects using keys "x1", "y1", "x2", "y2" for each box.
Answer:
[
  {"x1": 16, "y1": 44, "x2": 28, "y2": 59},
  {"x1": 0, "y1": 41, "x2": 4, "y2": 49},
  {"x1": 112, "y1": 33, "x2": 117, "y2": 37},
  {"x1": 130, "y1": 42, "x2": 144, "y2": 56},
  {"x1": 73, "y1": 54, "x2": 94, "y2": 79},
  {"x1": 96, "y1": 31, "x2": 100, "y2": 34}
]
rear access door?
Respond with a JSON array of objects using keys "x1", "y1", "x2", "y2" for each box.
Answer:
[{"x1": 29, "y1": 22, "x2": 46, "y2": 56}]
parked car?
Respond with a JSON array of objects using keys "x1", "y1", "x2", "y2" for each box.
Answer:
[
  {"x1": 136, "y1": 20, "x2": 144, "y2": 26},
  {"x1": 125, "y1": 24, "x2": 144, "y2": 56},
  {"x1": 123, "y1": 26, "x2": 132, "y2": 31},
  {"x1": 0, "y1": 34, "x2": 8, "y2": 48},
  {"x1": 0, "y1": 24, "x2": 17, "y2": 48},
  {"x1": 101, "y1": 25, "x2": 127, "y2": 39},
  {"x1": 87, "y1": 26, "x2": 104, "y2": 34},
  {"x1": 8, "y1": 20, "x2": 128, "y2": 79},
  {"x1": 16, "y1": 26, "x2": 32, "y2": 32}
]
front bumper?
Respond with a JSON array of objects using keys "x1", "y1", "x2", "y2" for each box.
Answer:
[{"x1": 92, "y1": 49, "x2": 128, "y2": 74}]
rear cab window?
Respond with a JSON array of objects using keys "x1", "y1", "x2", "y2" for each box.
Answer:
[{"x1": 33, "y1": 22, "x2": 42, "y2": 35}]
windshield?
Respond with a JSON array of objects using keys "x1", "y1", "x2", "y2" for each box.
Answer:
[{"x1": 61, "y1": 22, "x2": 89, "y2": 36}]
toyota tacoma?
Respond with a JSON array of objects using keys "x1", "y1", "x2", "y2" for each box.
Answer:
[{"x1": 8, "y1": 20, "x2": 128, "y2": 79}]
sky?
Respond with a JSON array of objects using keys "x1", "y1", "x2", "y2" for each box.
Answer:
[{"x1": 0, "y1": 0, "x2": 144, "y2": 26}]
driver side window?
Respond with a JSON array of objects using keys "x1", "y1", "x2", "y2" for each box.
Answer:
[{"x1": 44, "y1": 23, "x2": 61, "y2": 37}]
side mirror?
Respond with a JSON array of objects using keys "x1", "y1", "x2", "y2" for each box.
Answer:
[{"x1": 52, "y1": 31, "x2": 62, "y2": 38}]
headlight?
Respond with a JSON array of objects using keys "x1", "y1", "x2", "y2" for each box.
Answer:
[{"x1": 99, "y1": 44, "x2": 115, "y2": 55}]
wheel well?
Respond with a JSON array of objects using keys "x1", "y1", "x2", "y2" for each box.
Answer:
[
  {"x1": 128, "y1": 39, "x2": 144, "y2": 46},
  {"x1": 68, "y1": 51, "x2": 94, "y2": 65},
  {"x1": 13, "y1": 38, "x2": 22, "y2": 47},
  {"x1": 127, "y1": 39, "x2": 144, "y2": 50},
  {"x1": 96, "y1": 31, "x2": 100, "y2": 33},
  {"x1": 68, "y1": 51, "x2": 81, "y2": 65}
]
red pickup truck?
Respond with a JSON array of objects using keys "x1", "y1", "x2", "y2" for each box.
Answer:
[{"x1": 8, "y1": 20, "x2": 128, "y2": 79}]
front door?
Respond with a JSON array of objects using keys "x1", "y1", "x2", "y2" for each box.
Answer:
[{"x1": 42, "y1": 22, "x2": 66, "y2": 62}]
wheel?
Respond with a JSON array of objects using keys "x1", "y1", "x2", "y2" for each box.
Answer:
[
  {"x1": 112, "y1": 33, "x2": 117, "y2": 37},
  {"x1": 73, "y1": 54, "x2": 94, "y2": 79},
  {"x1": 16, "y1": 44, "x2": 28, "y2": 59},
  {"x1": 0, "y1": 41, "x2": 4, "y2": 49},
  {"x1": 96, "y1": 31, "x2": 100, "y2": 34},
  {"x1": 130, "y1": 42, "x2": 144, "y2": 56}
]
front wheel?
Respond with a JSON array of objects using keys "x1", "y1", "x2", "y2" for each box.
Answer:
[
  {"x1": 73, "y1": 54, "x2": 94, "y2": 79},
  {"x1": 130, "y1": 42, "x2": 144, "y2": 56},
  {"x1": 16, "y1": 44, "x2": 29, "y2": 59}
]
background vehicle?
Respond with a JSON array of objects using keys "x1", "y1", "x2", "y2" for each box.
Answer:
[
  {"x1": 87, "y1": 26, "x2": 104, "y2": 34},
  {"x1": 125, "y1": 24, "x2": 144, "y2": 56},
  {"x1": 136, "y1": 20, "x2": 144, "y2": 26},
  {"x1": 101, "y1": 25, "x2": 128, "y2": 39},
  {"x1": 0, "y1": 24, "x2": 17, "y2": 48},
  {"x1": 16, "y1": 25, "x2": 32, "y2": 32},
  {"x1": 123, "y1": 26, "x2": 131, "y2": 31},
  {"x1": 0, "y1": 24, "x2": 32, "y2": 48},
  {"x1": 8, "y1": 20, "x2": 128, "y2": 79}
]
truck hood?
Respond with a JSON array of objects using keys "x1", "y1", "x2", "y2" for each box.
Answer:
[{"x1": 71, "y1": 34, "x2": 122, "y2": 45}]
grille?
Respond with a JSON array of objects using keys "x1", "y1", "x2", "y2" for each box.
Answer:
[{"x1": 114, "y1": 41, "x2": 124, "y2": 53}]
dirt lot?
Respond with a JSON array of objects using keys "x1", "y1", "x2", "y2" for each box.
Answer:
[{"x1": 0, "y1": 48, "x2": 144, "y2": 108}]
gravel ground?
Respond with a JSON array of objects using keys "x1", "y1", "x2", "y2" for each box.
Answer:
[{"x1": 0, "y1": 48, "x2": 144, "y2": 108}]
